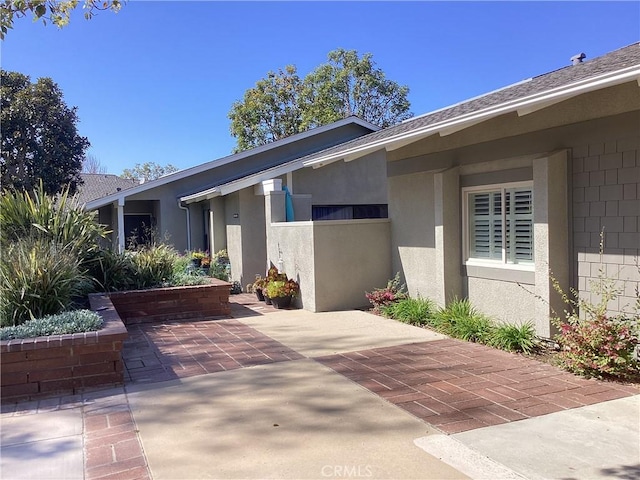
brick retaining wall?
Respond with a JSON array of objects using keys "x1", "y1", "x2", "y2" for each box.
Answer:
[
  {"x1": 108, "y1": 279, "x2": 231, "y2": 325},
  {"x1": 1, "y1": 281, "x2": 231, "y2": 402},
  {"x1": 1, "y1": 294, "x2": 127, "y2": 402}
]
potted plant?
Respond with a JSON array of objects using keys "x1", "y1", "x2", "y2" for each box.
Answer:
[
  {"x1": 265, "y1": 278, "x2": 299, "y2": 309},
  {"x1": 253, "y1": 274, "x2": 267, "y2": 301},
  {"x1": 262, "y1": 265, "x2": 287, "y2": 305},
  {"x1": 190, "y1": 250, "x2": 206, "y2": 268}
]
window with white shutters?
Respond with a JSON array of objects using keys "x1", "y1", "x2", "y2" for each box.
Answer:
[{"x1": 465, "y1": 183, "x2": 533, "y2": 266}]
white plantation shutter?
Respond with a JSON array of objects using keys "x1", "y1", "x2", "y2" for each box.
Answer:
[
  {"x1": 506, "y1": 188, "x2": 534, "y2": 263},
  {"x1": 467, "y1": 185, "x2": 533, "y2": 265}
]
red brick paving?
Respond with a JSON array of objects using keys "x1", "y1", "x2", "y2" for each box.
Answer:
[
  {"x1": 122, "y1": 318, "x2": 304, "y2": 384},
  {"x1": 315, "y1": 338, "x2": 639, "y2": 434},
  {"x1": 78, "y1": 388, "x2": 151, "y2": 480}
]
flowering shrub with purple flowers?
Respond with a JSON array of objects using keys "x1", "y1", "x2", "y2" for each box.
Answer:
[{"x1": 366, "y1": 273, "x2": 407, "y2": 313}]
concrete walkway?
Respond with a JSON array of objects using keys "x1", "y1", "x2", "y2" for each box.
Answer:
[{"x1": 1, "y1": 294, "x2": 639, "y2": 479}]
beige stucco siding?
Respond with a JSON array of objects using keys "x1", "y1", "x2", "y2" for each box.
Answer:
[
  {"x1": 293, "y1": 150, "x2": 387, "y2": 205},
  {"x1": 266, "y1": 218, "x2": 391, "y2": 313},
  {"x1": 386, "y1": 83, "x2": 639, "y2": 335},
  {"x1": 388, "y1": 172, "x2": 438, "y2": 300},
  {"x1": 466, "y1": 277, "x2": 536, "y2": 324}
]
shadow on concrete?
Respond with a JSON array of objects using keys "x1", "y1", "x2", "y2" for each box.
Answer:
[{"x1": 598, "y1": 464, "x2": 640, "y2": 480}]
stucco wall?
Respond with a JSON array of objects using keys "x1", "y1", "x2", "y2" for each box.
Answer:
[
  {"x1": 267, "y1": 218, "x2": 391, "y2": 312},
  {"x1": 266, "y1": 222, "x2": 316, "y2": 310},
  {"x1": 386, "y1": 98, "x2": 639, "y2": 334},
  {"x1": 293, "y1": 150, "x2": 387, "y2": 205},
  {"x1": 313, "y1": 220, "x2": 391, "y2": 312},
  {"x1": 225, "y1": 192, "x2": 243, "y2": 283},
  {"x1": 90, "y1": 121, "x2": 377, "y2": 253},
  {"x1": 388, "y1": 172, "x2": 438, "y2": 300},
  {"x1": 466, "y1": 277, "x2": 536, "y2": 324},
  {"x1": 238, "y1": 188, "x2": 267, "y2": 288}
]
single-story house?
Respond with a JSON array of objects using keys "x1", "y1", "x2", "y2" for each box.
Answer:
[
  {"x1": 266, "y1": 42, "x2": 639, "y2": 337},
  {"x1": 84, "y1": 117, "x2": 388, "y2": 288}
]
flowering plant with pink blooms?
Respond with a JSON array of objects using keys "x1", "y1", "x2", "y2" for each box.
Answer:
[
  {"x1": 555, "y1": 314, "x2": 639, "y2": 379},
  {"x1": 548, "y1": 232, "x2": 639, "y2": 380},
  {"x1": 365, "y1": 273, "x2": 407, "y2": 314}
]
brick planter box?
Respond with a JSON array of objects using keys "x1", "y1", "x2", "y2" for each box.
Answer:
[
  {"x1": 108, "y1": 279, "x2": 231, "y2": 325},
  {"x1": 1, "y1": 294, "x2": 127, "y2": 403},
  {"x1": 0, "y1": 280, "x2": 231, "y2": 402}
]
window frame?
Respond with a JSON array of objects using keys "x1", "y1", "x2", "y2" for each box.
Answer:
[{"x1": 462, "y1": 180, "x2": 535, "y2": 271}]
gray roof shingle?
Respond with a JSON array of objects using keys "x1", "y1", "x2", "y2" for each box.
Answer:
[
  {"x1": 300, "y1": 42, "x2": 640, "y2": 164},
  {"x1": 77, "y1": 173, "x2": 138, "y2": 204}
]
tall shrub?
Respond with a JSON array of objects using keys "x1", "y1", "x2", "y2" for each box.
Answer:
[
  {"x1": 0, "y1": 239, "x2": 88, "y2": 326},
  {"x1": 0, "y1": 182, "x2": 107, "y2": 325},
  {"x1": 0, "y1": 181, "x2": 108, "y2": 261},
  {"x1": 129, "y1": 244, "x2": 179, "y2": 289}
]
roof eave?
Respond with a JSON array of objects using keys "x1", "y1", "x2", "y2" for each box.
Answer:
[
  {"x1": 180, "y1": 160, "x2": 305, "y2": 204},
  {"x1": 304, "y1": 66, "x2": 640, "y2": 169},
  {"x1": 83, "y1": 116, "x2": 379, "y2": 210}
]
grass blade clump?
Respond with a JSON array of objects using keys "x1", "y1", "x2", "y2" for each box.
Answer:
[
  {"x1": 488, "y1": 322, "x2": 538, "y2": 354},
  {"x1": 381, "y1": 297, "x2": 436, "y2": 326}
]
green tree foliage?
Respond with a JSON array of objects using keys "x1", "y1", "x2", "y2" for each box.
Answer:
[
  {"x1": 228, "y1": 65, "x2": 305, "y2": 153},
  {"x1": 0, "y1": 0, "x2": 123, "y2": 39},
  {"x1": 121, "y1": 162, "x2": 179, "y2": 182},
  {"x1": 1, "y1": 70, "x2": 89, "y2": 194},
  {"x1": 228, "y1": 49, "x2": 413, "y2": 152},
  {"x1": 302, "y1": 49, "x2": 413, "y2": 129}
]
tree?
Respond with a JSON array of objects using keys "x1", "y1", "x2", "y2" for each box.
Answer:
[
  {"x1": 0, "y1": 0, "x2": 124, "y2": 40},
  {"x1": 228, "y1": 49, "x2": 413, "y2": 152},
  {"x1": 228, "y1": 65, "x2": 305, "y2": 153},
  {"x1": 121, "y1": 162, "x2": 179, "y2": 182},
  {"x1": 1, "y1": 70, "x2": 89, "y2": 195},
  {"x1": 82, "y1": 154, "x2": 107, "y2": 174},
  {"x1": 302, "y1": 49, "x2": 413, "y2": 128}
]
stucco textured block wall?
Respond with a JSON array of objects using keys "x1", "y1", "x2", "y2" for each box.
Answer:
[
  {"x1": 572, "y1": 135, "x2": 640, "y2": 316},
  {"x1": 267, "y1": 219, "x2": 391, "y2": 312}
]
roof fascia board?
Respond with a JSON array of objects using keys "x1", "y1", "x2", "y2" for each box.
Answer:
[
  {"x1": 218, "y1": 161, "x2": 303, "y2": 196},
  {"x1": 85, "y1": 116, "x2": 379, "y2": 210},
  {"x1": 86, "y1": 193, "x2": 125, "y2": 210},
  {"x1": 180, "y1": 160, "x2": 305, "y2": 203},
  {"x1": 303, "y1": 66, "x2": 640, "y2": 168}
]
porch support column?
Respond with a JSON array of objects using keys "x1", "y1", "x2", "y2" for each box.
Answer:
[
  {"x1": 286, "y1": 171, "x2": 294, "y2": 194},
  {"x1": 209, "y1": 197, "x2": 226, "y2": 254},
  {"x1": 263, "y1": 180, "x2": 285, "y2": 273},
  {"x1": 433, "y1": 167, "x2": 462, "y2": 307},
  {"x1": 533, "y1": 150, "x2": 570, "y2": 338},
  {"x1": 116, "y1": 198, "x2": 125, "y2": 253}
]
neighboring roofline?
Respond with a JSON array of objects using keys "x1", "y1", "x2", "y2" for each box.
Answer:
[
  {"x1": 85, "y1": 116, "x2": 379, "y2": 210},
  {"x1": 303, "y1": 65, "x2": 640, "y2": 169},
  {"x1": 180, "y1": 159, "x2": 304, "y2": 204}
]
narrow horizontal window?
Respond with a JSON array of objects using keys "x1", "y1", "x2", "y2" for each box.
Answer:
[{"x1": 312, "y1": 204, "x2": 388, "y2": 221}]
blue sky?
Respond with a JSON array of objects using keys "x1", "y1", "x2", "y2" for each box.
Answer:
[{"x1": 2, "y1": 1, "x2": 639, "y2": 174}]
